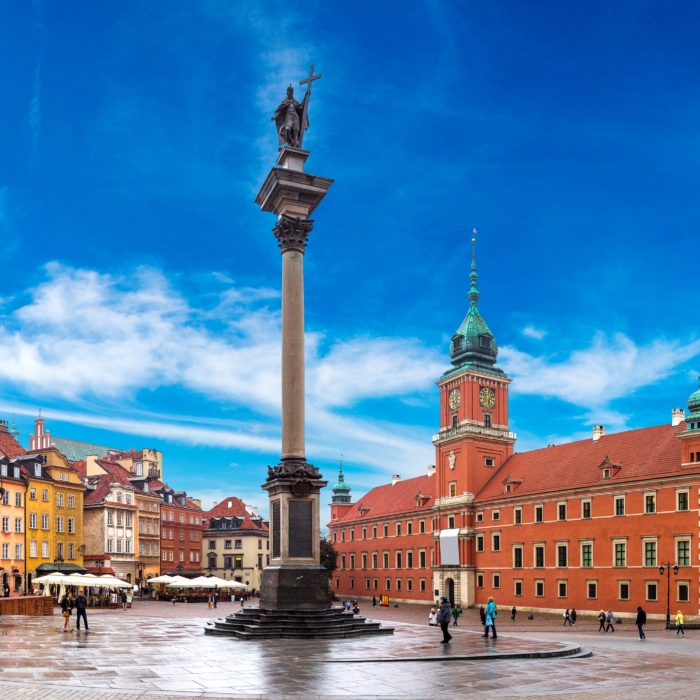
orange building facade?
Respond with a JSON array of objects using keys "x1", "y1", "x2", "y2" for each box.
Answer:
[{"x1": 328, "y1": 246, "x2": 700, "y2": 618}]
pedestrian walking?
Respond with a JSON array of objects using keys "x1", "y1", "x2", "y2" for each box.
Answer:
[
  {"x1": 570, "y1": 608, "x2": 577, "y2": 626},
  {"x1": 75, "y1": 589, "x2": 90, "y2": 632},
  {"x1": 598, "y1": 610, "x2": 606, "y2": 632},
  {"x1": 479, "y1": 605, "x2": 486, "y2": 626},
  {"x1": 483, "y1": 597, "x2": 497, "y2": 639},
  {"x1": 437, "y1": 595, "x2": 452, "y2": 643},
  {"x1": 213, "y1": 591, "x2": 218, "y2": 609},
  {"x1": 451, "y1": 605, "x2": 461, "y2": 626},
  {"x1": 121, "y1": 589, "x2": 128, "y2": 611},
  {"x1": 676, "y1": 610, "x2": 685, "y2": 636},
  {"x1": 511, "y1": 606, "x2": 517, "y2": 621},
  {"x1": 372, "y1": 596, "x2": 376, "y2": 607},
  {"x1": 636, "y1": 606, "x2": 646, "y2": 640},
  {"x1": 428, "y1": 607, "x2": 437, "y2": 626},
  {"x1": 563, "y1": 609, "x2": 572, "y2": 626},
  {"x1": 606, "y1": 609, "x2": 615, "y2": 633},
  {"x1": 60, "y1": 592, "x2": 74, "y2": 633}
]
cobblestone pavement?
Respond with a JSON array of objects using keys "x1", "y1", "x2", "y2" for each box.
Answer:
[{"x1": 0, "y1": 601, "x2": 699, "y2": 699}]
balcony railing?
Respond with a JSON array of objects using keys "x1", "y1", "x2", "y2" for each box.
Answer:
[{"x1": 433, "y1": 423, "x2": 516, "y2": 444}]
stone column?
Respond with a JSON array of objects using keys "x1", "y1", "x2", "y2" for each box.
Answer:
[
  {"x1": 255, "y1": 147, "x2": 333, "y2": 610},
  {"x1": 276, "y1": 219, "x2": 312, "y2": 461}
]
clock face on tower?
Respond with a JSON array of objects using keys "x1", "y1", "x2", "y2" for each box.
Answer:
[
  {"x1": 479, "y1": 387, "x2": 496, "y2": 409},
  {"x1": 448, "y1": 388, "x2": 460, "y2": 410}
]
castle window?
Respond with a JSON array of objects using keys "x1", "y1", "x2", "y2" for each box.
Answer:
[
  {"x1": 451, "y1": 414, "x2": 458, "y2": 428},
  {"x1": 535, "y1": 505, "x2": 544, "y2": 523},
  {"x1": 615, "y1": 496, "x2": 625, "y2": 515},
  {"x1": 677, "y1": 490, "x2": 689, "y2": 511},
  {"x1": 476, "y1": 511, "x2": 483, "y2": 522},
  {"x1": 479, "y1": 336, "x2": 491, "y2": 349},
  {"x1": 514, "y1": 508, "x2": 522, "y2": 524},
  {"x1": 448, "y1": 515, "x2": 455, "y2": 529},
  {"x1": 476, "y1": 573, "x2": 484, "y2": 588},
  {"x1": 449, "y1": 482, "x2": 457, "y2": 497},
  {"x1": 484, "y1": 414, "x2": 492, "y2": 428},
  {"x1": 582, "y1": 500, "x2": 591, "y2": 519},
  {"x1": 645, "y1": 493, "x2": 656, "y2": 514},
  {"x1": 484, "y1": 457, "x2": 494, "y2": 467}
]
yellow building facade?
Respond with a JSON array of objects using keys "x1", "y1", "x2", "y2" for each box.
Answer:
[{"x1": 25, "y1": 448, "x2": 85, "y2": 587}]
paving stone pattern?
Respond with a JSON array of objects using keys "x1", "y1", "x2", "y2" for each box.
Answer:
[{"x1": 1, "y1": 603, "x2": 699, "y2": 699}]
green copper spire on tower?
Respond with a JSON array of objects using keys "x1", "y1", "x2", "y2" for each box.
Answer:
[
  {"x1": 446, "y1": 229, "x2": 504, "y2": 376},
  {"x1": 8, "y1": 414, "x2": 19, "y2": 440},
  {"x1": 467, "y1": 231, "x2": 480, "y2": 308},
  {"x1": 331, "y1": 456, "x2": 352, "y2": 504},
  {"x1": 685, "y1": 375, "x2": 700, "y2": 430}
]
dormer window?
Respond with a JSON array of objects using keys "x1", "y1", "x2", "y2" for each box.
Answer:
[
  {"x1": 452, "y1": 336, "x2": 462, "y2": 351},
  {"x1": 603, "y1": 468, "x2": 610, "y2": 479},
  {"x1": 143, "y1": 483, "x2": 149, "y2": 494},
  {"x1": 13, "y1": 468, "x2": 19, "y2": 479},
  {"x1": 479, "y1": 336, "x2": 491, "y2": 349},
  {"x1": 117, "y1": 492, "x2": 123, "y2": 503},
  {"x1": 34, "y1": 464, "x2": 41, "y2": 477},
  {"x1": 598, "y1": 456, "x2": 622, "y2": 480},
  {"x1": 135, "y1": 463, "x2": 143, "y2": 476},
  {"x1": 0, "y1": 465, "x2": 6, "y2": 477}
]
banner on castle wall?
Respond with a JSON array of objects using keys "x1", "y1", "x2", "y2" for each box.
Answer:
[{"x1": 439, "y1": 528, "x2": 460, "y2": 566}]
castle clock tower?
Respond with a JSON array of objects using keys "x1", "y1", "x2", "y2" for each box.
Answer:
[{"x1": 432, "y1": 235, "x2": 516, "y2": 607}]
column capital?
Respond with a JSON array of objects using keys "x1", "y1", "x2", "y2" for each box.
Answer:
[{"x1": 273, "y1": 215, "x2": 314, "y2": 254}]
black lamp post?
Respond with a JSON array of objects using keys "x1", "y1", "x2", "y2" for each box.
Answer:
[
  {"x1": 95, "y1": 559, "x2": 103, "y2": 574},
  {"x1": 53, "y1": 555, "x2": 64, "y2": 573},
  {"x1": 176, "y1": 563, "x2": 184, "y2": 575},
  {"x1": 659, "y1": 562, "x2": 679, "y2": 627}
]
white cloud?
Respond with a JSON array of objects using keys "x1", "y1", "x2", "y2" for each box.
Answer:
[
  {"x1": 500, "y1": 332, "x2": 700, "y2": 409},
  {"x1": 522, "y1": 325, "x2": 547, "y2": 340},
  {"x1": 0, "y1": 263, "x2": 439, "y2": 475}
]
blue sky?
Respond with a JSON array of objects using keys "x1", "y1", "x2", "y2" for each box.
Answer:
[{"x1": 1, "y1": 1, "x2": 699, "y2": 524}]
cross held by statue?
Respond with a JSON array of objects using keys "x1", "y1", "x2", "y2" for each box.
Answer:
[{"x1": 298, "y1": 65, "x2": 321, "y2": 147}]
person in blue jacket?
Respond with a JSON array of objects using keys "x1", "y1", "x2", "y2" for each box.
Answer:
[{"x1": 483, "y1": 596, "x2": 498, "y2": 639}]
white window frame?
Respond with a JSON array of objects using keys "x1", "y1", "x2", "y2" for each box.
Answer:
[
  {"x1": 580, "y1": 540, "x2": 593, "y2": 568},
  {"x1": 535, "y1": 579, "x2": 544, "y2": 597},
  {"x1": 492, "y1": 572, "x2": 501, "y2": 589},
  {"x1": 514, "y1": 507, "x2": 522, "y2": 525},
  {"x1": 557, "y1": 580, "x2": 568, "y2": 598},
  {"x1": 613, "y1": 539, "x2": 627, "y2": 567},
  {"x1": 557, "y1": 502, "x2": 567, "y2": 521},
  {"x1": 534, "y1": 504, "x2": 544, "y2": 523},
  {"x1": 587, "y1": 579, "x2": 598, "y2": 599},
  {"x1": 614, "y1": 495, "x2": 625, "y2": 516},
  {"x1": 618, "y1": 580, "x2": 630, "y2": 601},
  {"x1": 581, "y1": 499, "x2": 591, "y2": 519},
  {"x1": 676, "y1": 489, "x2": 690, "y2": 512},
  {"x1": 491, "y1": 509, "x2": 500, "y2": 521},
  {"x1": 677, "y1": 580, "x2": 690, "y2": 603},
  {"x1": 513, "y1": 578, "x2": 523, "y2": 596},
  {"x1": 556, "y1": 542, "x2": 568, "y2": 568},
  {"x1": 644, "y1": 492, "x2": 656, "y2": 514},
  {"x1": 646, "y1": 580, "x2": 658, "y2": 601},
  {"x1": 491, "y1": 532, "x2": 501, "y2": 552}
]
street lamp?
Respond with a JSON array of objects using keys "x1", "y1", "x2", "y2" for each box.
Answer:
[
  {"x1": 176, "y1": 563, "x2": 184, "y2": 575},
  {"x1": 659, "y1": 562, "x2": 679, "y2": 627},
  {"x1": 53, "y1": 555, "x2": 65, "y2": 573},
  {"x1": 95, "y1": 559, "x2": 103, "y2": 573}
]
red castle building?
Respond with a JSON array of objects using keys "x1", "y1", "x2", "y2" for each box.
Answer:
[{"x1": 329, "y1": 244, "x2": 700, "y2": 618}]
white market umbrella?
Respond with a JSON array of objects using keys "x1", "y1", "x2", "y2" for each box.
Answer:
[
  {"x1": 210, "y1": 577, "x2": 246, "y2": 589},
  {"x1": 187, "y1": 577, "x2": 218, "y2": 588},
  {"x1": 148, "y1": 575, "x2": 174, "y2": 584}
]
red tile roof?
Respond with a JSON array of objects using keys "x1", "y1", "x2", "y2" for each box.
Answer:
[
  {"x1": 0, "y1": 431, "x2": 27, "y2": 459},
  {"x1": 204, "y1": 497, "x2": 249, "y2": 518},
  {"x1": 333, "y1": 474, "x2": 435, "y2": 524},
  {"x1": 203, "y1": 496, "x2": 268, "y2": 532},
  {"x1": 475, "y1": 422, "x2": 692, "y2": 502}
]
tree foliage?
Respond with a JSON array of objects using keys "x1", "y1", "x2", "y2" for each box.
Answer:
[{"x1": 320, "y1": 537, "x2": 338, "y2": 577}]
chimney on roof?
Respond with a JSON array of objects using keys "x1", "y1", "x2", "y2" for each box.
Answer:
[
  {"x1": 427, "y1": 464, "x2": 435, "y2": 477},
  {"x1": 592, "y1": 425, "x2": 605, "y2": 442},
  {"x1": 391, "y1": 474, "x2": 401, "y2": 485},
  {"x1": 672, "y1": 408, "x2": 685, "y2": 427},
  {"x1": 0, "y1": 420, "x2": 7, "y2": 433}
]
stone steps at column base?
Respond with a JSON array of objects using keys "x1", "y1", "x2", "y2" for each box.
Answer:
[
  {"x1": 204, "y1": 606, "x2": 394, "y2": 639},
  {"x1": 205, "y1": 624, "x2": 394, "y2": 639}
]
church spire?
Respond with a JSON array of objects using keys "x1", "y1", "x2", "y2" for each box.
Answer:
[
  {"x1": 331, "y1": 456, "x2": 352, "y2": 504},
  {"x1": 8, "y1": 414, "x2": 19, "y2": 440},
  {"x1": 467, "y1": 229, "x2": 480, "y2": 308},
  {"x1": 447, "y1": 229, "x2": 503, "y2": 375}
]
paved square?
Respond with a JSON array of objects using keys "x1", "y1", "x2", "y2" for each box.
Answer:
[{"x1": 1, "y1": 602, "x2": 699, "y2": 699}]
